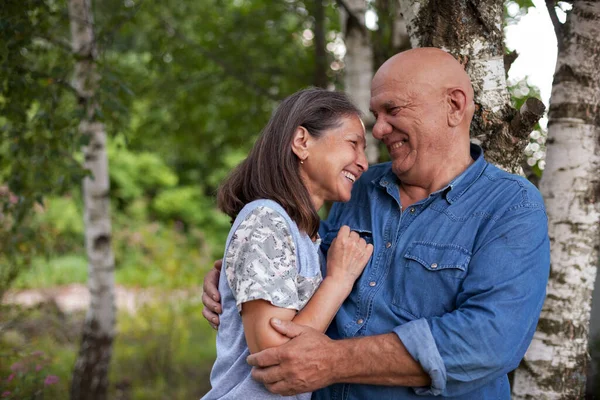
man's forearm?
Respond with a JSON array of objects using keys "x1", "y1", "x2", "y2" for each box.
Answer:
[{"x1": 329, "y1": 333, "x2": 431, "y2": 387}]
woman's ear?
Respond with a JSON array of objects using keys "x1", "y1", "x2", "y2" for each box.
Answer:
[{"x1": 291, "y1": 126, "x2": 311, "y2": 161}]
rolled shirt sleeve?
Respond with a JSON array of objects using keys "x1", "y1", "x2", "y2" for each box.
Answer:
[{"x1": 393, "y1": 205, "x2": 550, "y2": 397}]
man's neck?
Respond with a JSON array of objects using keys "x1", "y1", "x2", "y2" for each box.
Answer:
[{"x1": 398, "y1": 154, "x2": 473, "y2": 207}]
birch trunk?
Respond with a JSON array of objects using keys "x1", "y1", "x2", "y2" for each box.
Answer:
[
  {"x1": 398, "y1": 0, "x2": 541, "y2": 171},
  {"x1": 512, "y1": 2, "x2": 600, "y2": 398},
  {"x1": 68, "y1": 0, "x2": 116, "y2": 399},
  {"x1": 340, "y1": 0, "x2": 379, "y2": 163}
]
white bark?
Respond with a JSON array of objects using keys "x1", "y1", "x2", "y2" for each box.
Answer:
[
  {"x1": 398, "y1": 0, "x2": 520, "y2": 171},
  {"x1": 341, "y1": 0, "x2": 378, "y2": 164},
  {"x1": 512, "y1": 2, "x2": 600, "y2": 398},
  {"x1": 69, "y1": 0, "x2": 116, "y2": 398}
]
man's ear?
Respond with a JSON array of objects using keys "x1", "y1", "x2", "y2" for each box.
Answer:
[
  {"x1": 447, "y1": 87, "x2": 468, "y2": 127},
  {"x1": 291, "y1": 126, "x2": 311, "y2": 160}
]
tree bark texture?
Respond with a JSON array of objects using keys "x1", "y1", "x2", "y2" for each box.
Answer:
[
  {"x1": 340, "y1": 0, "x2": 379, "y2": 164},
  {"x1": 512, "y1": 2, "x2": 600, "y2": 398},
  {"x1": 313, "y1": 0, "x2": 328, "y2": 88},
  {"x1": 398, "y1": 0, "x2": 543, "y2": 172},
  {"x1": 68, "y1": 0, "x2": 116, "y2": 399}
]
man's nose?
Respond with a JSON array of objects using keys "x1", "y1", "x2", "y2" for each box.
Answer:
[{"x1": 372, "y1": 116, "x2": 391, "y2": 140}]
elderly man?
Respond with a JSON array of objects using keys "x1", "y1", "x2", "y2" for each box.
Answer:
[{"x1": 201, "y1": 48, "x2": 550, "y2": 399}]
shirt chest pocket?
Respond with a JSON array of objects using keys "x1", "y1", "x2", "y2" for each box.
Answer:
[
  {"x1": 322, "y1": 227, "x2": 373, "y2": 251},
  {"x1": 392, "y1": 241, "x2": 471, "y2": 319}
]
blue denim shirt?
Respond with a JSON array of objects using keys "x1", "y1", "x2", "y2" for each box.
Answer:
[{"x1": 315, "y1": 144, "x2": 550, "y2": 399}]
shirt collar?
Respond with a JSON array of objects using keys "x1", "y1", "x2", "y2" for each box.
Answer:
[
  {"x1": 372, "y1": 143, "x2": 487, "y2": 204},
  {"x1": 444, "y1": 143, "x2": 487, "y2": 204}
]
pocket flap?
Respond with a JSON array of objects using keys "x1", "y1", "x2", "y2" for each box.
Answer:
[{"x1": 404, "y1": 242, "x2": 471, "y2": 271}]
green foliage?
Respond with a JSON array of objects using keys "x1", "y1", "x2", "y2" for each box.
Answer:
[
  {"x1": 112, "y1": 301, "x2": 216, "y2": 399},
  {"x1": 12, "y1": 255, "x2": 87, "y2": 289},
  {"x1": 109, "y1": 138, "x2": 179, "y2": 203},
  {"x1": 0, "y1": 300, "x2": 217, "y2": 399},
  {"x1": 0, "y1": 304, "x2": 74, "y2": 399}
]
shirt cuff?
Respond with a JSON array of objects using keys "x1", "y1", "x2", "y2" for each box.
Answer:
[{"x1": 393, "y1": 318, "x2": 447, "y2": 396}]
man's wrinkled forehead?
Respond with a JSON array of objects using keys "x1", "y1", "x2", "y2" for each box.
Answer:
[{"x1": 370, "y1": 75, "x2": 426, "y2": 107}]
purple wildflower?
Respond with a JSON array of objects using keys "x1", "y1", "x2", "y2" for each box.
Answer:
[
  {"x1": 6, "y1": 374, "x2": 14, "y2": 383},
  {"x1": 9, "y1": 362, "x2": 25, "y2": 373},
  {"x1": 1, "y1": 391, "x2": 10, "y2": 398},
  {"x1": 44, "y1": 375, "x2": 59, "y2": 386}
]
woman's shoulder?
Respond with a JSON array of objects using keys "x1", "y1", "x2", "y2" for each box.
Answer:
[
  {"x1": 235, "y1": 199, "x2": 292, "y2": 225},
  {"x1": 232, "y1": 199, "x2": 297, "y2": 237}
]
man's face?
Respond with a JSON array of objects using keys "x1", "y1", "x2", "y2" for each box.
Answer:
[{"x1": 369, "y1": 74, "x2": 448, "y2": 184}]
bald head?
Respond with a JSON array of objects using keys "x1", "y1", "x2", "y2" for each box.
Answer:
[
  {"x1": 373, "y1": 48, "x2": 475, "y2": 126},
  {"x1": 375, "y1": 48, "x2": 474, "y2": 100}
]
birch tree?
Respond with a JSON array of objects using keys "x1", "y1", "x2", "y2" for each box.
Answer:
[
  {"x1": 339, "y1": 0, "x2": 379, "y2": 163},
  {"x1": 398, "y1": 0, "x2": 545, "y2": 170},
  {"x1": 338, "y1": 0, "x2": 410, "y2": 164},
  {"x1": 512, "y1": 1, "x2": 600, "y2": 398},
  {"x1": 69, "y1": 0, "x2": 116, "y2": 398}
]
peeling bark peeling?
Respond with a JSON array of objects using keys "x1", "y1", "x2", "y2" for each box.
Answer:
[
  {"x1": 398, "y1": 0, "x2": 542, "y2": 171},
  {"x1": 340, "y1": 0, "x2": 379, "y2": 164},
  {"x1": 68, "y1": 0, "x2": 116, "y2": 399},
  {"x1": 512, "y1": 2, "x2": 600, "y2": 398}
]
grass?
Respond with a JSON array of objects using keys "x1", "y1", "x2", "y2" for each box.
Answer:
[
  {"x1": 11, "y1": 255, "x2": 88, "y2": 289},
  {"x1": 0, "y1": 300, "x2": 217, "y2": 399}
]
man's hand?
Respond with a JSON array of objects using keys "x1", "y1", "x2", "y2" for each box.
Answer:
[
  {"x1": 247, "y1": 318, "x2": 337, "y2": 395},
  {"x1": 202, "y1": 259, "x2": 223, "y2": 329}
]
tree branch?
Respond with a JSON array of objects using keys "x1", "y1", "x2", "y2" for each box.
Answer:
[
  {"x1": 504, "y1": 50, "x2": 518, "y2": 74},
  {"x1": 545, "y1": 0, "x2": 563, "y2": 45},
  {"x1": 510, "y1": 97, "x2": 546, "y2": 139},
  {"x1": 161, "y1": 19, "x2": 281, "y2": 102},
  {"x1": 15, "y1": 66, "x2": 78, "y2": 95}
]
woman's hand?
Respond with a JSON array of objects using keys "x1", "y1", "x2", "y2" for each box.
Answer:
[{"x1": 326, "y1": 225, "x2": 373, "y2": 290}]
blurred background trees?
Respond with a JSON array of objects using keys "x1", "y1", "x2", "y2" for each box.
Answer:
[{"x1": 1, "y1": 0, "x2": 598, "y2": 399}]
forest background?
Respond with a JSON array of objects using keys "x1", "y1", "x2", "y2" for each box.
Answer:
[{"x1": 1, "y1": 0, "x2": 599, "y2": 399}]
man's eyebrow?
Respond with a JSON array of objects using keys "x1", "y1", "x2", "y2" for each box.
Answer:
[{"x1": 370, "y1": 100, "x2": 400, "y2": 113}]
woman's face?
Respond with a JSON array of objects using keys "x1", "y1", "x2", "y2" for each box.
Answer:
[{"x1": 301, "y1": 115, "x2": 368, "y2": 210}]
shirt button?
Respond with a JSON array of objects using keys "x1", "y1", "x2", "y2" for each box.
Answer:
[
  {"x1": 431, "y1": 263, "x2": 438, "y2": 269},
  {"x1": 357, "y1": 319, "x2": 364, "y2": 324},
  {"x1": 369, "y1": 281, "x2": 376, "y2": 287},
  {"x1": 410, "y1": 207, "x2": 416, "y2": 213},
  {"x1": 386, "y1": 242, "x2": 392, "y2": 248}
]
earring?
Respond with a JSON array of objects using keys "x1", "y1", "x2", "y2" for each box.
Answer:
[{"x1": 300, "y1": 160, "x2": 304, "y2": 164}]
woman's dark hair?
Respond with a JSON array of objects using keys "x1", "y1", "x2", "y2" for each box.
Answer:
[{"x1": 217, "y1": 87, "x2": 361, "y2": 238}]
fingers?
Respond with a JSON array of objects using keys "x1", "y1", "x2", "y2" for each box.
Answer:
[
  {"x1": 214, "y1": 258, "x2": 223, "y2": 272},
  {"x1": 201, "y1": 303, "x2": 220, "y2": 329},
  {"x1": 337, "y1": 225, "x2": 350, "y2": 238},
  {"x1": 264, "y1": 380, "x2": 298, "y2": 396},
  {"x1": 202, "y1": 288, "x2": 222, "y2": 314},
  {"x1": 251, "y1": 365, "x2": 285, "y2": 385},
  {"x1": 269, "y1": 318, "x2": 306, "y2": 339},
  {"x1": 362, "y1": 243, "x2": 374, "y2": 263},
  {"x1": 247, "y1": 348, "x2": 281, "y2": 368},
  {"x1": 203, "y1": 267, "x2": 221, "y2": 303}
]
